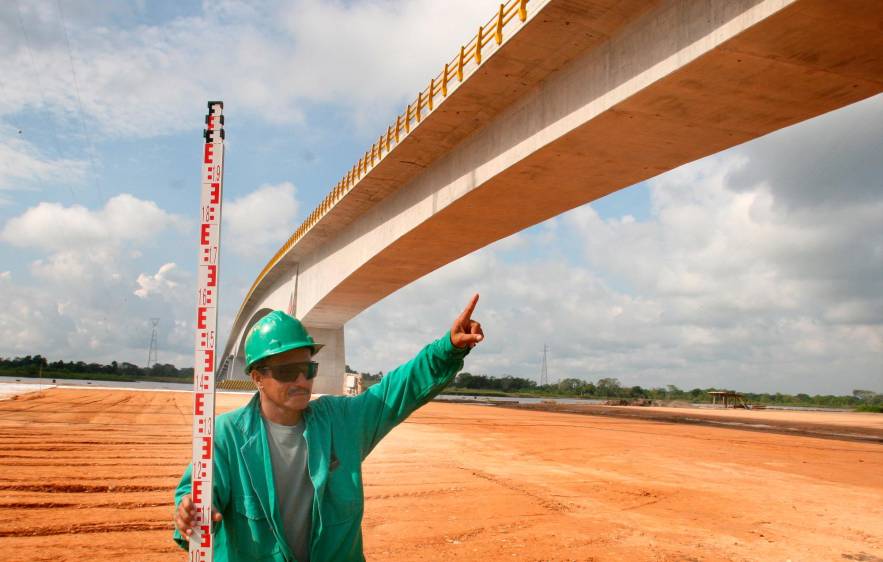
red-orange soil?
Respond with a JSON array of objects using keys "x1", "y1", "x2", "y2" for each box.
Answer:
[{"x1": 0, "y1": 388, "x2": 880, "y2": 561}]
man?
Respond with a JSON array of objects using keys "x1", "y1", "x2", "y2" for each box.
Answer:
[{"x1": 173, "y1": 294, "x2": 484, "y2": 561}]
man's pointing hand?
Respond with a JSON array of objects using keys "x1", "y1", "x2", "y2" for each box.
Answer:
[{"x1": 451, "y1": 293, "x2": 484, "y2": 349}]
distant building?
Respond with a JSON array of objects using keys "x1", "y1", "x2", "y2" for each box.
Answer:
[{"x1": 708, "y1": 391, "x2": 748, "y2": 408}]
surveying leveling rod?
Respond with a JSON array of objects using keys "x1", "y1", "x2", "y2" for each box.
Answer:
[{"x1": 190, "y1": 100, "x2": 225, "y2": 561}]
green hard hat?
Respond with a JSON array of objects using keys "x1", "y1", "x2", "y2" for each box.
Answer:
[{"x1": 244, "y1": 310, "x2": 323, "y2": 373}]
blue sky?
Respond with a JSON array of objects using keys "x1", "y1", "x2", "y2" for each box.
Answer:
[{"x1": 1, "y1": 0, "x2": 880, "y2": 395}]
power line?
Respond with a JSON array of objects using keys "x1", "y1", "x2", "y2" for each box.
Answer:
[
  {"x1": 12, "y1": 0, "x2": 77, "y2": 203},
  {"x1": 55, "y1": 0, "x2": 104, "y2": 204}
]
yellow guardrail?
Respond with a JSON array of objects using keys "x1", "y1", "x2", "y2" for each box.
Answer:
[
  {"x1": 236, "y1": 0, "x2": 531, "y2": 322},
  {"x1": 217, "y1": 379, "x2": 257, "y2": 392}
]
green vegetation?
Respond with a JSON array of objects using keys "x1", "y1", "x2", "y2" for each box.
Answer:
[
  {"x1": 0, "y1": 354, "x2": 192, "y2": 384},
  {"x1": 5, "y1": 356, "x2": 880, "y2": 412},
  {"x1": 440, "y1": 387, "x2": 537, "y2": 398},
  {"x1": 855, "y1": 404, "x2": 883, "y2": 413},
  {"x1": 445, "y1": 373, "x2": 883, "y2": 411}
]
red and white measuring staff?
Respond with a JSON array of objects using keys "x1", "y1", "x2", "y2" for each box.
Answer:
[{"x1": 190, "y1": 100, "x2": 225, "y2": 561}]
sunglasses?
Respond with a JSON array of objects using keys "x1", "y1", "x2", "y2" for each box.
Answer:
[{"x1": 257, "y1": 361, "x2": 319, "y2": 382}]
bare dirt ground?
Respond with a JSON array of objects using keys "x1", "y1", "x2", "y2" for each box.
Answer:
[
  {"x1": 0, "y1": 387, "x2": 880, "y2": 561},
  {"x1": 499, "y1": 402, "x2": 883, "y2": 443}
]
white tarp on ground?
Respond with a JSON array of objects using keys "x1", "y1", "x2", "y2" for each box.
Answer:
[{"x1": 0, "y1": 382, "x2": 55, "y2": 401}]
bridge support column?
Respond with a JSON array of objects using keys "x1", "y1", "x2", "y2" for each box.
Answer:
[
  {"x1": 306, "y1": 325, "x2": 345, "y2": 396},
  {"x1": 230, "y1": 353, "x2": 246, "y2": 381}
]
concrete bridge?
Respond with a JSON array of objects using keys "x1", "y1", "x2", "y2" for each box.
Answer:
[{"x1": 220, "y1": 0, "x2": 883, "y2": 394}]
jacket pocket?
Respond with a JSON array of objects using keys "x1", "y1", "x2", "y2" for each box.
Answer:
[{"x1": 230, "y1": 494, "x2": 281, "y2": 559}]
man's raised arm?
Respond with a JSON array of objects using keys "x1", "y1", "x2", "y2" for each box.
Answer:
[{"x1": 346, "y1": 294, "x2": 484, "y2": 458}]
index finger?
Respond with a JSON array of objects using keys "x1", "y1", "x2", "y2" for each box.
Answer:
[{"x1": 457, "y1": 293, "x2": 480, "y2": 324}]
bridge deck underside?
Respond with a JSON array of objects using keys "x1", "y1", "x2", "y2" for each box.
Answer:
[
  {"x1": 236, "y1": 0, "x2": 657, "y2": 326},
  {"x1": 302, "y1": 0, "x2": 883, "y2": 327}
]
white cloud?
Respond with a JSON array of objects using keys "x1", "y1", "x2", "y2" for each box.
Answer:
[
  {"x1": 0, "y1": 195, "x2": 194, "y2": 365},
  {"x1": 0, "y1": 193, "x2": 188, "y2": 251},
  {"x1": 0, "y1": 126, "x2": 87, "y2": 191},
  {"x1": 0, "y1": 0, "x2": 501, "y2": 137},
  {"x1": 0, "y1": 275, "x2": 74, "y2": 355},
  {"x1": 0, "y1": 253, "x2": 195, "y2": 366},
  {"x1": 134, "y1": 262, "x2": 182, "y2": 299},
  {"x1": 225, "y1": 182, "x2": 300, "y2": 257},
  {"x1": 30, "y1": 247, "x2": 119, "y2": 285},
  {"x1": 274, "y1": 0, "x2": 498, "y2": 127}
]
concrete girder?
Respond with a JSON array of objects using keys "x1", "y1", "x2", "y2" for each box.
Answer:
[
  {"x1": 224, "y1": 0, "x2": 883, "y2": 394},
  {"x1": 294, "y1": 0, "x2": 883, "y2": 328}
]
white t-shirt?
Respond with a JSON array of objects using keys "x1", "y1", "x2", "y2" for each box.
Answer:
[{"x1": 263, "y1": 416, "x2": 314, "y2": 562}]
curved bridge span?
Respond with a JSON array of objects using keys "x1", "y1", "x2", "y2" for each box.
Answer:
[{"x1": 221, "y1": 0, "x2": 883, "y2": 394}]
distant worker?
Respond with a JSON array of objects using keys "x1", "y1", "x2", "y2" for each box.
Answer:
[{"x1": 173, "y1": 294, "x2": 484, "y2": 561}]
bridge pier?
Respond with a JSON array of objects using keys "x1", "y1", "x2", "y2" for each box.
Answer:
[
  {"x1": 230, "y1": 354, "x2": 246, "y2": 381},
  {"x1": 221, "y1": 308, "x2": 345, "y2": 395},
  {"x1": 305, "y1": 325, "x2": 345, "y2": 396}
]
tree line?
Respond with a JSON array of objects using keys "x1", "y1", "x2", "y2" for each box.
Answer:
[
  {"x1": 0, "y1": 355, "x2": 193, "y2": 379},
  {"x1": 3, "y1": 356, "x2": 879, "y2": 409},
  {"x1": 450, "y1": 372, "x2": 882, "y2": 409}
]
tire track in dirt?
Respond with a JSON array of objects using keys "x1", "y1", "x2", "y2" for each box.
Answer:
[
  {"x1": 0, "y1": 502, "x2": 78, "y2": 509},
  {"x1": 0, "y1": 410, "x2": 191, "y2": 419},
  {"x1": 618, "y1": 490, "x2": 668, "y2": 511},
  {"x1": 366, "y1": 486, "x2": 464, "y2": 500},
  {"x1": 0, "y1": 462, "x2": 181, "y2": 469},
  {"x1": 0, "y1": 419, "x2": 194, "y2": 428},
  {"x1": 0, "y1": 484, "x2": 169, "y2": 493},
  {"x1": 0, "y1": 454, "x2": 182, "y2": 461},
  {"x1": 460, "y1": 467, "x2": 575, "y2": 513},
  {"x1": 0, "y1": 440, "x2": 184, "y2": 450},
  {"x1": 0, "y1": 403, "x2": 188, "y2": 414},
  {"x1": 445, "y1": 519, "x2": 531, "y2": 541},
  {"x1": 402, "y1": 519, "x2": 533, "y2": 551},
  {"x1": 1, "y1": 500, "x2": 169, "y2": 510},
  {"x1": 0, "y1": 521, "x2": 170, "y2": 537},
  {"x1": 0, "y1": 473, "x2": 180, "y2": 482}
]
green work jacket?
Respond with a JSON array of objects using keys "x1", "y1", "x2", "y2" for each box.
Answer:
[{"x1": 173, "y1": 332, "x2": 468, "y2": 561}]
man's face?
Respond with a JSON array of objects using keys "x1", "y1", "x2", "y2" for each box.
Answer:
[{"x1": 250, "y1": 347, "x2": 314, "y2": 416}]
